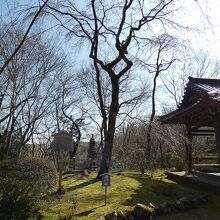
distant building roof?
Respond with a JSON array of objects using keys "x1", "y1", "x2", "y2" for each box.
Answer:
[{"x1": 160, "y1": 77, "x2": 220, "y2": 127}]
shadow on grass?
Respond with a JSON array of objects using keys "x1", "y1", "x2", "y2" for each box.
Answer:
[
  {"x1": 120, "y1": 172, "x2": 220, "y2": 220},
  {"x1": 62, "y1": 172, "x2": 85, "y2": 181},
  {"x1": 122, "y1": 173, "x2": 206, "y2": 207},
  {"x1": 65, "y1": 178, "x2": 98, "y2": 192},
  {"x1": 76, "y1": 205, "x2": 105, "y2": 218}
]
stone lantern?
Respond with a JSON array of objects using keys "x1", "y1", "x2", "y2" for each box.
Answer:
[{"x1": 52, "y1": 130, "x2": 73, "y2": 193}]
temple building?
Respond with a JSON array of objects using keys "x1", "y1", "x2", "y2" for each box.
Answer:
[{"x1": 160, "y1": 77, "x2": 220, "y2": 172}]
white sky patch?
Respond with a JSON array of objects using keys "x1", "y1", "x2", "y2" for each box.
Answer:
[{"x1": 183, "y1": 1, "x2": 220, "y2": 58}]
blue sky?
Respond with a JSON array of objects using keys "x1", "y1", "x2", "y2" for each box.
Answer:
[
  {"x1": 1, "y1": 0, "x2": 220, "y2": 114},
  {"x1": 1, "y1": 0, "x2": 220, "y2": 59}
]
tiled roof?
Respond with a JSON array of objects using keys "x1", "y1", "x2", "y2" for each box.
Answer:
[
  {"x1": 179, "y1": 77, "x2": 220, "y2": 109},
  {"x1": 160, "y1": 77, "x2": 220, "y2": 125}
]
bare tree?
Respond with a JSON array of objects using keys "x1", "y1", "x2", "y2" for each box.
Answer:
[
  {"x1": 44, "y1": 0, "x2": 203, "y2": 177},
  {"x1": 78, "y1": 64, "x2": 149, "y2": 171},
  {"x1": 136, "y1": 34, "x2": 177, "y2": 167},
  {"x1": 0, "y1": 28, "x2": 68, "y2": 159},
  {"x1": 113, "y1": 119, "x2": 188, "y2": 171},
  {"x1": 161, "y1": 49, "x2": 220, "y2": 108}
]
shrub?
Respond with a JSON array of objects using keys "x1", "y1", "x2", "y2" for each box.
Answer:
[
  {"x1": 18, "y1": 158, "x2": 58, "y2": 194},
  {"x1": 0, "y1": 177, "x2": 39, "y2": 220},
  {"x1": 0, "y1": 158, "x2": 58, "y2": 219},
  {"x1": 169, "y1": 155, "x2": 185, "y2": 171},
  {"x1": 0, "y1": 159, "x2": 21, "y2": 178},
  {"x1": 0, "y1": 158, "x2": 58, "y2": 194}
]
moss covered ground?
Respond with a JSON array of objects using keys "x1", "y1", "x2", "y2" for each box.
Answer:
[{"x1": 40, "y1": 170, "x2": 220, "y2": 220}]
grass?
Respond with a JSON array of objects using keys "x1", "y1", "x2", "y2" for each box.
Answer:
[{"x1": 40, "y1": 170, "x2": 220, "y2": 220}]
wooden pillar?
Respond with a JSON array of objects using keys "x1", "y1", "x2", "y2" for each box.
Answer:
[
  {"x1": 214, "y1": 119, "x2": 220, "y2": 164},
  {"x1": 187, "y1": 124, "x2": 193, "y2": 174},
  {"x1": 58, "y1": 150, "x2": 64, "y2": 193}
]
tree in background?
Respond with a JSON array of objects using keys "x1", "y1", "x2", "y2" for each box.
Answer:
[
  {"x1": 113, "y1": 120, "x2": 188, "y2": 172},
  {"x1": 136, "y1": 34, "x2": 177, "y2": 168},
  {"x1": 0, "y1": 27, "x2": 69, "y2": 159},
  {"x1": 161, "y1": 50, "x2": 220, "y2": 108}
]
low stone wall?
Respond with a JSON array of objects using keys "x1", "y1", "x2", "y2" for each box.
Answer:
[{"x1": 105, "y1": 195, "x2": 210, "y2": 220}]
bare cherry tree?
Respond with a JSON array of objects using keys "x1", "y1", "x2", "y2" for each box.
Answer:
[{"x1": 44, "y1": 0, "x2": 203, "y2": 177}]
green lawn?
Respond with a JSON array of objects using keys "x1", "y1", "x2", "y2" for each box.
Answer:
[{"x1": 40, "y1": 170, "x2": 220, "y2": 220}]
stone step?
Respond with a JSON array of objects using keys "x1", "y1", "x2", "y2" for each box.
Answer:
[{"x1": 192, "y1": 171, "x2": 220, "y2": 183}]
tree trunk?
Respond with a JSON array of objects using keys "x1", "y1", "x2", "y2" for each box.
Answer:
[
  {"x1": 146, "y1": 127, "x2": 152, "y2": 166},
  {"x1": 58, "y1": 151, "x2": 64, "y2": 193},
  {"x1": 96, "y1": 76, "x2": 119, "y2": 179},
  {"x1": 97, "y1": 113, "x2": 118, "y2": 179},
  {"x1": 97, "y1": 138, "x2": 114, "y2": 178},
  {"x1": 145, "y1": 71, "x2": 158, "y2": 167},
  {"x1": 159, "y1": 142, "x2": 164, "y2": 168}
]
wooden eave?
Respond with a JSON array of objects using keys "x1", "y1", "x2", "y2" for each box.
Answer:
[
  {"x1": 160, "y1": 77, "x2": 220, "y2": 127},
  {"x1": 160, "y1": 96, "x2": 220, "y2": 127}
]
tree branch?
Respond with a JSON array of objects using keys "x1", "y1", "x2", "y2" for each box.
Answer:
[{"x1": 0, "y1": 0, "x2": 49, "y2": 75}]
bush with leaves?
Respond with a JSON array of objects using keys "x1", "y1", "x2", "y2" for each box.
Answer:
[
  {"x1": 169, "y1": 155, "x2": 185, "y2": 171},
  {"x1": 0, "y1": 177, "x2": 39, "y2": 220},
  {"x1": 0, "y1": 158, "x2": 58, "y2": 219},
  {"x1": 18, "y1": 158, "x2": 58, "y2": 194},
  {"x1": 0, "y1": 158, "x2": 58, "y2": 194}
]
